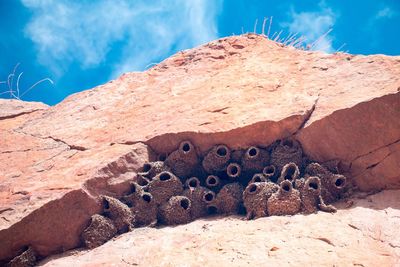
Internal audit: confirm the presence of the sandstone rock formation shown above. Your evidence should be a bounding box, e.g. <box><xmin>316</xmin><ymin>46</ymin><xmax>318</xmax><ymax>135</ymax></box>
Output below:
<box><xmin>0</xmin><ymin>34</ymin><xmax>399</xmax><ymax>265</ymax></box>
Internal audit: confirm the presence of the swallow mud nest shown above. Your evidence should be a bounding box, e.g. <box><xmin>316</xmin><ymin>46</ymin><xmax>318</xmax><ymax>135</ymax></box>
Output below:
<box><xmin>8</xmin><ymin>138</ymin><xmax>350</xmax><ymax>265</ymax></box>
<box><xmin>80</xmin><ymin>139</ymin><xmax>348</xmax><ymax>247</ymax></box>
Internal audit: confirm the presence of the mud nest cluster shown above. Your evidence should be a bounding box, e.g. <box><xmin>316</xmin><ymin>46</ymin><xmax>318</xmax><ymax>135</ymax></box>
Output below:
<box><xmin>8</xmin><ymin>139</ymin><xmax>349</xmax><ymax>265</ymax></box>
<box><xmin>77</xmin><ymin>138</ymin><xmax>348</xmax><ymax>250</ymax></box>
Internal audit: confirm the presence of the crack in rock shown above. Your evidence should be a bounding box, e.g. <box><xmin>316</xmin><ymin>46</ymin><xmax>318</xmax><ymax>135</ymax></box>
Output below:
<box><xmin>46</xmin><ymin>136</ymin><xmax>88</xmax><ymax>151</ymax></box>
<box><xmin>349</xmin><ymin>138</ymin><xmax>400</xmax><ymax>166</ymax></box>
<box><xmin>366</xmin><ymin>151</ymin><xmax>393</xmax><ymax>170</ymax></box>
<box><xmin>316</xmin><ymin>237</ymin><xmax>335</xmax><ymax>246</ymax></box>
<box><xmin>294</xmin><ymin>97</ymin><xmax>319</xmax><ymax>135</ymax></box>
<box><xmin>349</xmin><ymin>138</ymin><xmax>400</xmax><ymax>174</ymax></box>
<box><xmin>11</xmin><ymin>129</ymin><xmax>89</xmax><ymax>152</ymax></box>
<box><xmin>0</xmin><ymin>109</ymin><xmax>44</xmax><ymax>121</ymax></box>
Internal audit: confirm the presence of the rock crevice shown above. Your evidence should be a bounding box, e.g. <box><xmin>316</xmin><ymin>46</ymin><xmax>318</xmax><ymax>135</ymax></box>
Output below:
<box><xmin>0</xmin><ymin>109</ymin><xmax>43</xmax><ymax>121</ymax></box>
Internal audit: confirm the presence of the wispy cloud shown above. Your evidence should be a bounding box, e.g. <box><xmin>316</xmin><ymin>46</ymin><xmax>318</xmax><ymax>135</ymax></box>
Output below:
<box><xmin>22</xmin><ymin>0</ymin><xmax>221</xmax><ymax>78</ymax></box>
<box><xmin>281</xmin><ymin>2</ymin><xmax>336</xmax><ymax>53</ymax></box>
<box><xmin>375</xmin><ymin>7</ymin><xmax>397</xmax><ymax>19</ymax></box>
<box><xmin>365</xmin><ymin>5</ymin><xmax>398</xmax><ymax>49</ymax></box>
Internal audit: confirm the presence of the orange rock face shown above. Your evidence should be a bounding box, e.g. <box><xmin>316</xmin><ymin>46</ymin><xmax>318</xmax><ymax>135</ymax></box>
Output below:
<box><xmin>0</xmin><ymin>34</ymin><xmax>399</xmax><ymax>265</ymax></box>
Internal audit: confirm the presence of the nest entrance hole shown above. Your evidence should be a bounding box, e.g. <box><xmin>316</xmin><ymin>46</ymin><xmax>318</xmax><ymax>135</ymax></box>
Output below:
<box><xmin>142</xmin><ymin>163</ymin><xmax>152</xmax><ymax>172</ymax></box>
<box><xmin>103</xmin><ymin>199</ymin><xmax>110</xmax><ymax>209</ymax></box>
<box><xmin>216</xmin><ymin>146</ymin><xmax>228</xmax><ymax>157</ymax></box>
<box><xmin>248</xmin><ymin>183</ymin><xmax>258</xmax><ymax>193</ymax></box>
<box><xmin>253</xmin><ymin>175</ymin><xmax>264</xmax><ymax>183</ymax></box>
<box><xmin>180</xmin><ymin>198</ymin><xmax>190</xmax><ymax>210</ymax></box>
<box><xmin>282</xmin><ymin>181</ymin><xmax>291</xmax><ymax>192</ymax></box>
<box><xmin>335</xmin><ymin>177</ymin><xmax>345</xmax><ymax>187</ymax></box>
<box><xmin>188</xmin><ymin>178</ymin><xmax>199</xmax><ymax>188</ymax></box>
<box><xmin>284</xmin><ymin>165</ymin><xmax>296</xmax><ymax>181</ymax></box>
<box><xmin>203</xmin><ymin>192</ymin><xmax>215</xmax><ymax>202</ymax></box>
<box><xmin>142</xmin><ymin>193</ymin><xmax>152</xmax><ymax>203</ymax></box>
<box><xmin>248</xmin><ymin>147</ymin><xmax>258</xmax><ymax>157</ymax></box>
<box><xmin>181</xmin><ymin>142</ymin><xmax>191</xmax><ymax>153</ymax></box>
<box><xmin>159</xmin><ymin>172</ymin><xmax>172</xmax><ymax>181</ymax></box>
<box><xmin>309</xmin><ymin>181</ymin><xmax>319</xmax><ymax>190</ymax></box>
<box><xmin>263</xmin><ymin>166</ymin><xmax>275</xmax><ymax>175</ymax></box>
<box><xmin>206</xmin><ymin>176</ymin><xmax>219</xmax><ymax>186</ymax></box>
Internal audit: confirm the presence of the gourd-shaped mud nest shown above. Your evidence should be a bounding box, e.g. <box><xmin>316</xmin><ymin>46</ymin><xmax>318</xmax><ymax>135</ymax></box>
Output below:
<box><xmin>77</xmin><ymin>138</ymin><xmax>349</xmax><ymax>249</ymax></box>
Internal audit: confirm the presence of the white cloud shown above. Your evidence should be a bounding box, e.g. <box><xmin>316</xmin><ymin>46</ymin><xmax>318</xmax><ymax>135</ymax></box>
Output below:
<box><xmin>375</xmin><ymin>6</ymin><xmax>397</xmax><ymax>19</ymax></box>
<box><xmin>366</xmin><ymin>5</ymin><xmax>398</xmax><ymax>49</ymax></box>
<box><xmin>281</xmin><ymin>2</ymin><xmax>336</xmax><ymax>53</ymax></box>
<box><xmin>21</xmin><ymin>0</ymin><xmax>221</xmax><ymax>78</ymax></box>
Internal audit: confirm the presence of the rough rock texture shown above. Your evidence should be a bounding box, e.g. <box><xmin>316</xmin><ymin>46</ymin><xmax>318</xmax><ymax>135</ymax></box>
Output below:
<box><xmin>1</xmin><ymin>34</ymin><xmax>399</xmax><ymax>264</ymax></box>
<box><xmin>39</xmin><ymin>190</ymin><xmax>400</xmax><ymax>267</ymax></box>
<box><xmin>0</xmin><ymin>99</ymin><xmax>48</xmax><ymax>120</ymax></box>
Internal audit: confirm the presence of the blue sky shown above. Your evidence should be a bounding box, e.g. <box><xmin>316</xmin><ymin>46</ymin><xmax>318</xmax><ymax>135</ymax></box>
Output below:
<box><xmin>1</xmin><ymin>0</ymin><xmax>399</xmax><ymax>105</ymax></box>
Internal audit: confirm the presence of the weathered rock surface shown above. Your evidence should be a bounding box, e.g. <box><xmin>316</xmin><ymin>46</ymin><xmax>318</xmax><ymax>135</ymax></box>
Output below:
<box><xmin>0</xmin><ymin>34</ymin><xmax>399</xmax><ymax>264</ymax></box>
<box><xmin>0</xmin><ymin>99</ymin><xmax>48</xmax><ymax>120</ymax></box>
<box><xmin>39</xmin><ymin>190</ymin><xmax>400</xmax><ymax>267</ymax></box>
